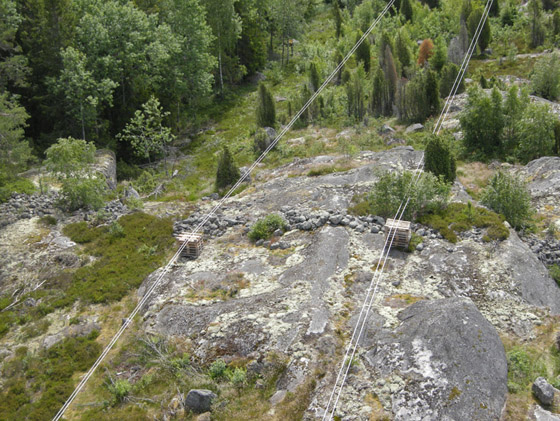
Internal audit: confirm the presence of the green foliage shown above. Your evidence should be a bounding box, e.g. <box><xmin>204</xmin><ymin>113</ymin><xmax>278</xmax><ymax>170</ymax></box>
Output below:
<box><xmin>117</xmin><ymin>96</ymin><xmax>175</xmax><ymax>167</ymax></box>
<box><xmin>467</xmin><ymin>8</ymin><xmax>491</xmax><ymax>52</ymax></box>
<box><xmin>418</xmin><ymin>202</ymin><xmax>509</xmax><ymax>243</ymax></box>
<box><xmin>440</xmin><ymin>63</ymin><xmax>464</xmax><ymax>98</ymax></box>
<box><xmin>481</xmin><ymin>172</ymin><xmax>533</xmax><ymax>229</ymax></box>
<box><xmin>38</xmin><ymin>215</ymin><xmax>57</xmax><ymax>226</ymax></box>
<box><xmin>346</xmin><ymin>66</ymin><xmax>366</xmax><ymax>121</ymax></box>
<box><xmin>529</xmin><ymin>0</ymin><xmax>545</xmax><ymax>48</ymax></box>
<box><xmin>532</xmin><ymin>54</ymin><xmax>560</xmax><ymax>101</ymax></box>
<box><xmin>209</xmin><ymin>359</ymin><xmax>227</xmax><ymax>380</ymax></box>
<box><xmin>0</xmin><ymin>176</ymin><xmax>36</xmax><ymax>203</ymax></box>
<box><xmin>107</xmin><ymin>379</ymin><xmax>132</xmax><ymax>404</ymax></box>
<box><xmin>248</xmin><ymin>213</ymin><xmax>288</xmax><ymax>242</ymax></box>
<box><xmin>398</xmin><ymin>69</ymin><xmax>439</xmax><ymax>123</ymax></box>
<box><xmin>45</xmin><ymin>137</ymin><xmax>106</xmax><ymax>211</ymax></box>
<box><xmin>256</xmin><ymin>83</ymin><xmax>276</xmax><ymax>128</ymax></box>
<box><xmin>109</xmin><ymin>221</ymin><xmax>125</xmax><ymax>238</ymax></box>
<box><xmin>355</xmin><ymin>32</ymin><xmax>371</xmax><ymax>74</ymax></box>
<box><xmin>216</xmin><ymin>146</ymin><xmax>240</xmax><ymax>190</ymax></box>
<box><xmin>395</xmin><ymin>29</ymin><xmax>412</xmax><ymax>73</ymax></box>
<box><xmin>227</xmin><ymin>367</ymin><xmax>247</xmax><ymax>389</ymax></box>
<box><xmin>63</xmin><ymin>213</ymin><xmax>174</xmax><ymax>304</ymax></box>
<box><xmin>309</xmin><ymin>62</ymin><xmax>320</xmax><ymax>93</ymax></box>
<box><xmin>400</xmin><ymin>0</ymin><xmax>413</xmax><ymax>22</ymax></box>
<box><xmin>333</xmin><ymin>1</ymin><xmax>343</xmax><ymax>38</ymax></box>
<box><xmin>0</xmin><ymin>92</ymin><xmax>32</xmax><ymax>178</ymax></box>
<box><xmin>515</xmin><ymin>103</ymin><xmax>556</xmax><ymax>163</ymax></box>
<box><xmin>367</xmin><ymin>171</ymin><xmax>451</xmax><ymax>221</ymax></box>
<box><xmin>0</xmin><ymin>332</ymin><xmax>101</xmax><ymax>420</ymax></box>
<box><xmin>549</xmin><ymin>264</ymin><xmax>560</xmax><ymax>287</ymax></box>
<box><xmin>460</xmin><ymin>87</ymin><xmax>504</xmax><ymax>155</ymax></box>
<box><xmin>424</xmin><ymin>135</ymin><xmax>457</xmax><ymax>183</ymax></box>
<box><xmin>253</xmin><ymin>128</ymin><xmax>271</xmax><ymax>155</ymax></box>
<box><xmin>506</xmin><ymin>346</ymin><xmax>547</xmax><ymax>394</ymax></box>
<box><xmin>429</xmin><ymin>37</ymin><xmax>447</xmax><ymax>72</ymax></box>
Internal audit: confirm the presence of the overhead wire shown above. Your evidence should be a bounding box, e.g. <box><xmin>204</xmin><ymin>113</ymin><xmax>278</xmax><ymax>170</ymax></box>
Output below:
<box><xmin>321</xmin><ymin>0</ymin><xmax>494</xmax><ymax>418</ymax></box>
<box><xmin>52</xmin><ymin>1</ymin><xmax>396</xmax><ymax>419</ymax></box>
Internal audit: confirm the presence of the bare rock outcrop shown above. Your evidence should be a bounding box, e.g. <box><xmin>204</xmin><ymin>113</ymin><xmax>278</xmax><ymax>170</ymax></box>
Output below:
<box><xmin>364</xmin><ymin>298</ymin><xmax>508</xmax><ymax>421</ymax></box>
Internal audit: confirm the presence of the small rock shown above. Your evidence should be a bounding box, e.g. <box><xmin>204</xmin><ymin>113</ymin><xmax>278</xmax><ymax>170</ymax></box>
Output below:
<box><xmin>392</xmin><ymin>280</ymin><xmax>401</xmax><ymax>287</ymax></box>
<box><xmin>405</xmin><ymin>123</ymin><xmax>424</xmax><ymax>133</ymax></box>
<box><xmin>349</xmin><ymin>221</ymin><xmax>358</xmax><ymax>229</ymax></box>
<box><xmin>533</xmin><ymin>377</ymin><xmax>556</xmax><ymax>406</ymax></box>
<box><xmin>371</xmin><ymin>226</ymin><xmax>380</xmax><ymax>234</ymax></box>
<box><xmin>416</xmin><ymin>243</ymin><xmax>424</xmax><ymax>252</ymax></box>
<box><xmin>269</xmin><ymin>390</ymin><xmax>287</xmax><ymax>406</ymax></box>
<box><xmin>273</xmin><ymin>229</ymin><xmax>283</xmax><ymax>237</ymax></box>
<box><xmin>262</xmin><ymin>240</ymin><xmax>271</xmax><ymax>248</ymax></box>
<box><xmin>373</xmin><ymin>216</ymin><xmax>385</xmax><ymax>226</ymax></box>
<box><xmin>196</xmin><ymin>413</ymin><xmax>212</xmax><ymax>421</ymax></box>
<box><xmin>255</xmin><ymin>239</ymin><xmax>264</xmax><ymax>247</ymax></box>
<box><xmin>255</xmin><ymin>380</ymin><xmax>265</xmax><ymax>389</ymax></box>
<box><xmin>270</xmin><ymin>243</ymin><xmax>280</xmax><ymax>250</ymax></box>
<box><xmin>532</xmin><ymin>405</ymin><xmax>560</xmax><ymax>421</ymax></box>
<box><xmin>379</xmin><ymin>124</ymin><xmax>395</xmax><ymax>135</ymax></box>
<box><xmin>329</xmin><ymin>215</ymin><xmax>342</xmax><ymax>225</ymax></box>
<box><xmin>416</xmin><ymin>228</ymin><xmax>426</xmax><ymax>236</ymax></box>
<box><xmin>185</xmin><ymin>389</ymin><xmax>217</xmax><ymax>413</ymax></box>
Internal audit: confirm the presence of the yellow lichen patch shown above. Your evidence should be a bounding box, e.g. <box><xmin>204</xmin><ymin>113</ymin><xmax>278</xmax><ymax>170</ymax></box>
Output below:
<box><xmin>448</xmin><ymin>386</ymin><xmax>462</xmax><ymax>401</ymax></box>
<box><xmin>384</xmin><ymin>294</ymin><xmax>424</xmax><ymax>308</ymax></box>
<box><xmin>365</xmin><ymin>393</ymin><xmax>391</xmax><ymax>420</ymax></box>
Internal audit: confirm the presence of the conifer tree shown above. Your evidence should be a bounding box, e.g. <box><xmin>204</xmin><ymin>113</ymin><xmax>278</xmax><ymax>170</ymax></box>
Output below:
<box><xmin>333</xmin><ymin>1</ymin><xmax>343</xmax><ymax>39</ymax></box>
<box><xmin>383</xmin><ymin>46</ymin><xmax>398</xmax><ymax>116</ymax></box>
<box><xmin>529</xmin><ymin>0</ymin><xmax>545</xmax><ymax>48</ymax></box>
<box><xmin>440</xmin><ymin>63</ymin><xmax>464</xmax><ymax>97</ymax></box>
<box><xmin>426</xmin><ymin>70</ymin><xmax>440</xmax><ymax>116</ymax></box>
<box><xmin>371</xmin><ymin>66</ymin><xmax>386</xmax><ymax>116</ymax></box>
<box><xmin>256</xmin><ymin>82</ymin><xmax>276</xmax><ymax>128</ymax></box>
<box><xmin>335</xmin><ymin>50</ymin><xmax>344</xmax><ymax>84</ymax></box>
<box><xmin>395</xmin><ymin>30</ymin><xmax>412</xmax><ymax>73</ymax></box>
<box><xmin>424</xmin><ymin>135</ymin><xmax>457</xmax><ymax>183</ymax></box>
<box><xmin>309</xmin><ymin>62</ymin><xmax>320</xmax><ymax>92</ymax></box>
<box><xmin>418</xmin><ymin>39</ymin><xmax>434</xmax><ymax>66</ymax></box>
<box><xmin>216</xmin><ymin>146</ymin><xmax>240</xmax><ymax>189</ymax></box>
<box><xmin>400</xmin><ymin>0</ymin><xmax>413</xmax><ymax>22</ymax></box>
<box><xmin>356</xmin><ymin>32</ymin><xmax>371</xmax><ymax>73</ymax></box>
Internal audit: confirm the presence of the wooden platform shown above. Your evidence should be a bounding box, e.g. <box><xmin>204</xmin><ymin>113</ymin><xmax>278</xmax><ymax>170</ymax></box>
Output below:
<box><xmin>176</xmin><ymin>233</ymin><xmax>203</xmax><ymax>259</ymax></box>
<box><xmin>383</xmin><ymin>219</ymin><xmax>412</xmax><ymax>249</ymax></box>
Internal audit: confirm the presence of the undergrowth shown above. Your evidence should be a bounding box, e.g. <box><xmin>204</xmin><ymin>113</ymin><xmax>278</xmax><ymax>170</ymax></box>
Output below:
<box><xmin>248</xmin><ymin>214</ymin><xmax>288</xmax><ymax>242</ymax></box>
<box><xmin>0</xmin><ymin>176</ymin><xmax>36</xmax><ymax>203</ymax></box>
<box><xmin>0</xmin><ymin>331</ymin><xmax>101</xmax><ymax>420</ymax></box>
<box><xmin>418</xmin><ymin>202</ymin><xmax>509</xmax><ymax>244</ymax></box>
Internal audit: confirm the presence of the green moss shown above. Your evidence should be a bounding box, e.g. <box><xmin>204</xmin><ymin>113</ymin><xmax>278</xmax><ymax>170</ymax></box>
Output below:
<box><xmin>38</xmin><ymin>215</ymin><xmax>57</xmax><ymax>226</ymax></box>
<box><xmin>62</xmin><ymin>221</ymin><xmax>101</xmax><ymax>244</ymax></box>
<box><xmin>448</xmin><ymin>386</ymin><xmax>462</xmax><ymax>401</ymax></box>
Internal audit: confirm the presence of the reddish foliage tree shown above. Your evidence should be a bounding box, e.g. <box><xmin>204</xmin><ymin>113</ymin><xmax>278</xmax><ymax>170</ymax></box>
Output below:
<box><xmin>417</xmin><ymin>39</ymin><xmax>434</xmax><ymax>66</ymax></box>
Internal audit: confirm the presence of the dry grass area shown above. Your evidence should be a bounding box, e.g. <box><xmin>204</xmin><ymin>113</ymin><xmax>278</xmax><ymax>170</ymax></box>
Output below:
<box><xmin>456</xmin><ymin>162</ymin><xmax>495</xmax><ymax>200</ymax></box>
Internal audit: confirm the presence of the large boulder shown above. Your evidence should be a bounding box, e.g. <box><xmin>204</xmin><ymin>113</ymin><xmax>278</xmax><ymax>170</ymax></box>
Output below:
<box><xmin>365</xmin><ymin>298</ymin><xmax>508</xmax><ymax>420</ymax></box>
<box><xmin>185</xmin><ymin>389</ymin><xmax>217</xmax><ymax>413</ymax></box>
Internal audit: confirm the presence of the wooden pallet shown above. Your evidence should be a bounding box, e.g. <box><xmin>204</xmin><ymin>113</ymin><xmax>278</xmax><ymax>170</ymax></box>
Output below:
<box><xmin>383</xmin><ymin>219</ymin><xmax>412</xmax><ymax>248</ymax></box>
<box><xmin>176</xmin><ymin>233</ymin><xmax>204</xmax><ymax>259</ymax></box>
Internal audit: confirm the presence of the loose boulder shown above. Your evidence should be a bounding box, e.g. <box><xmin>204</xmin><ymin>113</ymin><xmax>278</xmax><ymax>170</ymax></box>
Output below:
<box><xmin>185</xmin><ymin>389</ymin><xmax>217</xmax><ymax>413</ymax></box>
<box><xmin>533</xmin><ymin>377</ymin><xmax>556</xmax><ymax>406</ymax></box>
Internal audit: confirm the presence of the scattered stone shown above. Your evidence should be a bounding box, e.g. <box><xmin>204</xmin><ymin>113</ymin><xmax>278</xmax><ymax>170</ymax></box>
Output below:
<box><xmin>269</xmin><ymin>390</ymin><xmax>287</xmax><ymax>406</ymax></box>
<box><xmin>371</xmin><ymin>226</ymin><xmax>380</xmax><ymax>234</ymax></box>
<box><xmin>379</xmin><ymin>124</ymin><xmax>395</xmax><ymax>135</ymax></box>
<box><xmin>196</xmin><ymin>412</ymin><xmax>212</xmax><ymax>421</ymax></box>
<box><xmin>532</xmin><ymin>405</ymin><xmax>560</xmax><ymax>421</ymax></box>
<box><xmin>416</xmin><ymin>243</ymin><xmax>425</xmax><ymax>252</ymax></box>
<box><xmin>273</xmin><ymin>229</ymin><xmax>283</xmax><ymax>237</ymax></box>
<box><xmin>533</xmin><ymin>377</ymin><xmax>556</xmax><ymax>406</ymax></box>
<box><xmin>185</xmin><ymin>389</ymin><xmax>217</xmax><ymax>413</ymax></box>
<box><xmin>405</xmin><ymin>123</ymin><xmax>424</xmax><ymax>133</ymax></box>
<box><xmin>123</xmin><ymin>186</ymin><xmax>140</xmax><ymax>200</ymax></box>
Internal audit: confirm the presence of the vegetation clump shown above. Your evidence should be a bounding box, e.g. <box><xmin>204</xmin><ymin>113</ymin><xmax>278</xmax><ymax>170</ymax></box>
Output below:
<box><xmin>248</xmin><ymin>214</ymin><xmax>288</xmax><ymax>242</ymax></box>
<box><xmin>216</xmin><ymin>146</ymin><xmax>241</xmax><ymax>190</ymax></box>
<box><xmin>256</xmin><ymin>82</ymin><xmax>276</xmax><ymax>128</ymax></box>
<box><xmin>61</xmin><ymin>213</ymin><xmax>174</xmax><ymax>304</ymax></box>
<box><xmin>481</xmin><ymin>172</ymin><xmax>533</xmax><ymax>229</ymax></box>
<box><xmin>418</xmin><ymin>202</ymin><xmax>510</xmax><ymax>243</ymax></box>
<box><xmin>424</xmin><ymin>134</ymin><xmax>457</xmax><ymax>184</ymax></box>
<box><xmin>367</xmin><ymin>171</ymin><xmax>451</xmax><ymax>221</ymax></box>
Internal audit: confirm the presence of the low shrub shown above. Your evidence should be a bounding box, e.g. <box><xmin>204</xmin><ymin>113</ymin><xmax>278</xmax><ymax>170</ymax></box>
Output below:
<box><xmin>209</xmin><ymin>359</ymin><xmax>227</xmax><ymax>380</ymax></box>
<box><xmin>38</xmin><ymin>215</ymin><xmax>57</xmax><ymax>226</ymax></box>
<box><xmin>0</xmin><ymin>176</ymin><xmax>36</xmax><ymax>203</ymax></box>
<box><xmin>550</xmin><ymin>264</ymin><xmax>560</xmax><ymax>287</ymax></box>
<box><xmin>418</xmin><ymin>202</ymin><xmax>509</xmax><ymax>243</ymax></box>
<box><xmin>248</xmin><ymin>214</ymin><xmax>288</xmax><ymax>242</ymax></box>
<box><xmin>481</xmin><ymin>171</ymin><xmax>533</xmax><ymax>229</ymax></box>
<box><xmin>367</xmin><ymin>171</ymin><xmax>451</xmax><ymax>221</ymax></box>
<box><xmin>506</xmin><ymin>346</ymin><xmax>547</xmax><ymax>394</ymax></box>
<box><xmin>107</xmin><ymin>379</ymin><xmax>132</xmax><ymax>405</ymax></box>
<box><xmin>63</xmin><ymin>221</ymin><xmax>101</xmax><ymax>244</ymax></box>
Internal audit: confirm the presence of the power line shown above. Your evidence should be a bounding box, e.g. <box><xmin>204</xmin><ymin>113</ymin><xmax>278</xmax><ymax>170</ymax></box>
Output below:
<box><xmin>321</xmin><ymin>0</ymin><xmax>494</xmax><ymax>418</ymax></box>
<box><xmin>52</xmin><ymin>2</ymin><xmax>396</xmax><ymax>420</ymax></box>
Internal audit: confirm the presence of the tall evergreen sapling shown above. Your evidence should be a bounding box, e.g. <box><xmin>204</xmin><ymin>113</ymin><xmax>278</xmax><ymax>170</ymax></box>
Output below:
<box><xmin>256</xmin><ymin>82</ymin><xmax>276</xmax><ymax>127</ymax></box>
<box><xmin>400</xmin><ymin>0</ymin><xmax>413</xmax><ymax>22</ymax></box>
<box><xmin>424</xmin><ymin>135</ymin><xmax>456</xmax><ymax>183</ymax></box>
<box><xmin>426</xmin><ymin>70</ymin><xmax>440</xmax><ymax>116</ymax></box>
<box><xmin>355</xmin><ymin>32</ymin><xmax>371</xmax><ymax>73</ymax></box>
<box><xmin>309</xmin><ymin>62</ymin><xmax>320</xmax><ymax>92</ymax></box>
<box><xmin>216</xmin><ymin>146</ymin><xmax>240</xmax><ymax>189</ymax></box>
<box><xmin>333</xmin><ymin>1</ymin><xmax>343</xmax><ymax>38</ymax></box>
